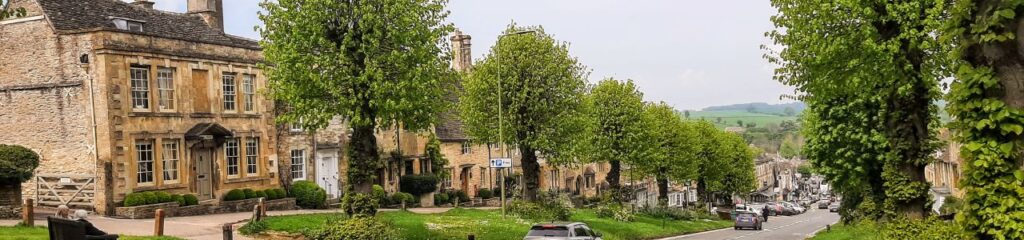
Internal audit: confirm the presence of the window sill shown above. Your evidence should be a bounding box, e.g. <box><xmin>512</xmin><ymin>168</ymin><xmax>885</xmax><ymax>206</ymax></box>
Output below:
<box><xmin>129</xmin><ymin>112</ymin><xmax>184</xmax><ymax>118</ymax></box>
<box><xmin>225</xmin><ymin>176</ymin><xmax>268</xmax><ymax>184</ymax></box>
<box><xmin>190</xmin><ymin>112</ymin><xmax>215</xmax><ymax>118</ymax></box>
<box><xmin>133</xmin><ymin>183</ymin><xmax>187</xmax><ymax>192</ymax></box>
<box><xmin>222</xmin><ymin>113</ymin><xmax>261</xmax><ymax>119</ymax></box>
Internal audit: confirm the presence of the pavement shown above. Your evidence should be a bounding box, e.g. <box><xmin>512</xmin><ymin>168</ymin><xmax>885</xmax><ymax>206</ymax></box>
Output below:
<box><xmin>660</xmin><ymin>208</ymin><xmax>840</xmax><ymax>240</ymax></box>
<box><xmin>0</xmin><ymin>207</ymin><xmax>497</xmax><ymax>240</ymax></box>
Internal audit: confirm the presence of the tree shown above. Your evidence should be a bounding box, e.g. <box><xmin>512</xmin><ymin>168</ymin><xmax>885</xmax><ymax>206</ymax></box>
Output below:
<box><xmin>459</xmin><ymin>25</ymin><xmax>590</xmax><ymax>202</ymax></box>
<box><xmin>784</xmin><ymin>106</ymin><xmax>796</xmax><ymax>116</ymax></box>
<box><xmin>634</xmin><ymin>103</ymin><xmax>697</xmax><ymax>206</ymax></box>
<box><xmin>424</xmin><ymin>135</ymin><xmax>449</xmax><ymax>181</ymax></box>
<box><xmin>683</xmin><ymin>110</ymin><xmax>691</xmax><ymax>119</ymax></box>
<box><xmin>768</xmin><ymin>0</ymin><xmax>943</xmax><ymax>220</ymax></box>
<box><xmin>0</xmin><ymin>1</ymin><xmax>25</xmax><ymax>21</ymax></box>
<box><xmin>0</xmin><ymin>144</ymin><xmax>39</xmax><ymax>207</ymax></box>
<box><xmin>258</xmin><ymin>0</ymin><xmax>454</xmax><ymax>205</ymax></box>
<box><xmin>692</xmin><ymin>121</ymin><xmax>755</xmax><ymax>203</ymax></box>
<box><xmin>944</xmin><ymin>0</ymin><xmax>1024</xmax><ymax>237</ymax></box>
<box><xmin>587</xmin><ymin>78</ymin><xmax>646</xmax><ymax>200</ymax></box>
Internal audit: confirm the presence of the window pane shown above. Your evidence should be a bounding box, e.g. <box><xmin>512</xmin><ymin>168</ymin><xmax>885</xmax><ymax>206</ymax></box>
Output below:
<box><xmin>162</xmin><ymin>140</ymin><xmax>179</xmax><ymax>181</ymax></box>
<box><xmin>246</xmin><ymin>138</ymin><xmax>259</xmax><ymax>175</ymax></box>
<box><xmin>291</xmin><ymin>150</ymin><xmax>305</xmax><ymax>180</ymax></box>
<box><xmin>222</xmin><ymin>74</ymin><xmax>236</xmax><ymax>111</ymax></box>
<box><xmin>130</xmin><ymin>67</ymin><xmax>150</xmax><ymax>109</ymax></box>
<box><xmin>226</xmin><ymin>138</ymin><xmax>239</xmax><ymax>176</ymax></box>
<box><xmin>136</xmin><ymin>141</ymin><xmax>154</xmax><ymax>183</ymax></box>
<box><xmin>157</xmin><ymin>68</ymin><xmax>175</xmax><ymax>110</ymax></box>
<box><xmin>243</xmin><ymin>75</ymin><xmax>255</xmax><ymax>112</ymax></box>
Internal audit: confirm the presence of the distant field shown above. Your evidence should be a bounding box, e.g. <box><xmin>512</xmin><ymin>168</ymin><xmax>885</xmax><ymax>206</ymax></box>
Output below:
<box><xmin>685</xmin><ymin>110</ymin><xmax>798</xmax><ymax>129</ymax></box>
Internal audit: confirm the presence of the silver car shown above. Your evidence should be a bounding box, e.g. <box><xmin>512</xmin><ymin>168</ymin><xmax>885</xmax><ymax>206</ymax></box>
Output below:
<box><xmin>524</xmin><ymin>222</ymin><xmax>603</xmax><ymax>240</ymax></box>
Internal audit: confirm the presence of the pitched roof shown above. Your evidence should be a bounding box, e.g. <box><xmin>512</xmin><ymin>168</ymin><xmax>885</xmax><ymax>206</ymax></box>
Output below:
<box><xmin>35</xmin><ymin>0</ymin><xmax>259</xmax><ymax>49</ymax></box>
<box><xmin>434</xmin><ymin>80</ymin><xmax>467</xmax><ymax>141</ymax></box>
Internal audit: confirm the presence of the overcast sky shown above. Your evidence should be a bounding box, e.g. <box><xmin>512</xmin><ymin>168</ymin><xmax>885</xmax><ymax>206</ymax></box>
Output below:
<box><xmin>135</xmin><ymin>0</ymin><xmax>797</xmax><ymax>111</ymax></box>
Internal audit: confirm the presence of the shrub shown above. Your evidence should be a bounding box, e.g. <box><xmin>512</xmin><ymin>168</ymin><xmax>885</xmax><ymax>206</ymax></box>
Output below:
<box><xmin>224</xmin><ymin>189</ymin><xmax>246</xmax><ymax>201</ymax></box>
<box><xmin>882</xmin><ymin>217</ymin><xmax>970</xmax><ymax>240</ymax></box>
<box><xmin>477</xmin><ymin>188</ymin><xmax>493</xmax><ymax>199</ymax></box>
<box><xmin>450</xmin><ymin>190</ymin><xmax>470</xmax><ymax>203</ymax></box>
<box><xmin>434</xmin><ymin>192</ymin><xmax>450</xmax><ymax>206</ymax></box>
<box><xmin>243</xmin><ymin>188</ymin><xmax>258</xmax><ymax>199</ymax></box>
<box><xmin>399</xmin><ymin>174</ymin><xmax>439</xmax><ymax>196</ymax></box>
<box><xmin>291</xmin><ymin>180</ymin><xmax>327</xmax><ymax>209</ymax></box>
<box><xmin>140</xmin><ymin>191</ymin><xmax>159</xmax><ymax>205</ymax></box>
<box><xmin>340</xmin><ymin>193</ymin><xmax>378</xmax><ymax>217</ymax></box>
<box><xmin>639</xmin><ymin>206</ymin><xmax>692</xmax><ymax>220</ymax></box>
<box><xmin>123</xmin><ymin>192</ymin><xmax>147</xmax><ymax>207</ymax></box>
<box><xmin>256</xmin><ymin>190</ymin><xmax>269</xmax><ymax>199</ymax></box>
<box><xmin>0</xmin><ymin>144</ymin><xmax>40</xmax><ymax>185</ymax></box>
<box><xmin>596</xmin><ymin>203</ymin><xmax>634</xmax><ymax>221</ymax></box>
<box><xmin>274</xmin><ymin>189</ymin><xmax>288</xmax><ymax>199</ymax></box>
<box><xmin>183</xmin><ymin>194</ymin><xmax>199</xmax><ymax>206</ymax></box>
<box><xmin>391</xmin><ymin>192</ymin><xmax>415</xmax><ymax>206</ymax></box>
<box><xmin>372</xmin><ymin>185</ymin><xmax>389</xmax><ymax>206</ymax></box>
<box><xmin>239</xmin><ymin>219</ymin><xmax>268</xmax><ymax>235</ymax></box>
<box><xmin>154</xmin><ymin>191</ymin><xmax>172</xmax><ymax>203</ymax></box>
<box><xmin>171</xmin><ymin>194</ymin><xmax>185</xmax><ymax>206</ymax></box>
<box><xmin>939</xmin><ymin>196</ymin><xmax>961</xmax><ymax>215</ymax></box>
<box><xmin>264</xmin><ymin>189</ymin><xmax>278</xmax><ymax>200</ymax></box>
<box><xmin>305</xmin><ymin>216</ymin><xmax>399</xmax><ymax>240</ymax></box>
<box><xmin>508</xmin><ymin>199</ymin><xmax>571</xmax><ymax>221</ymax></box>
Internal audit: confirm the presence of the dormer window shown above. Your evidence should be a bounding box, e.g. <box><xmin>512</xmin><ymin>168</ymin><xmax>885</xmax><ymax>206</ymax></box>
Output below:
<box><xmin>110</xmin><ymin>17</ymin><xmax>145</xmax><ymax>32</ymax></box>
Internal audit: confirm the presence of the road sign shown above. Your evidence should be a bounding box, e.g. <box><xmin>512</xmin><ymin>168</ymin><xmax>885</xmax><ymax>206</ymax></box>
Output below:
<box><xmin>490</xmin><ymin>158</ymin><xmax>513</xmax><ymax>168</ymax></box>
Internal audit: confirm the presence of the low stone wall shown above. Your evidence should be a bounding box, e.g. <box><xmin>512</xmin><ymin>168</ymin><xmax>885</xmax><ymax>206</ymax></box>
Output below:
<box><xmin>218</xmin><ymin>198</ymin><xmax>260</xmax><ymax>213</ymax></box>
<box><xmin>265</xmin><ymin>198</ymin><xmax>296</xmax><ymax>211</ymax></box>
<box><xmin>114</xmin><ymin>202</ymin><xmax>179</xmax><ymax>219</ymax></box>
<box><xmin>174</xmin><ymin>204</ymin><xmax>214</xmax><ymax>217</ymax></box>
<box><xmin>0</xmin><ymin>205</ymin><xmax>20</xmax><ymax>219</ymax></box>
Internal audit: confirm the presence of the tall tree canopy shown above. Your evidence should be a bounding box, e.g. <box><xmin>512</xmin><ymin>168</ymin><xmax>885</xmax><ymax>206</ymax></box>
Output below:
<box><xmin>459</xmin><ymin>24</ymin><xmax>590</xmax><ymax>201</ymax></box>
<box><xmin>588</xmin><ymin>78</ymin><xmax>647</xmax><ymax>200</ymax></box>
<box><xmin>634</xmin><ymin>102</ymin><xmax>698</xmax><ymax>205</ymax></box>
<box><xmin>691</xmin><ymin>121</ymin><xmax>756</xmax><ymax>202</ymax></box>
<box><xmin>944</xmin><ymin>0</ymin><xmax>1024</xmax><ymax>238</ymax></box>
<box><xmin>768</xmin><ymin>0</ymin><xmax>944</xmax><ymax>220</ymax></box>
<box><xmin>258</xmin><ymin>0</ymin><xmax>454</xmax><ymax>199</ymax></box>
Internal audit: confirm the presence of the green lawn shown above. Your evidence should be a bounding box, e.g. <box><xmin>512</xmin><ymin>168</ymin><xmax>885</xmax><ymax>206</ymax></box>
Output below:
<box><xmin>255</xmin><ymin>208</ymin><xmax>732</xmax><ymax>240</ymax></box>
<box><xmin>0</xmin><ymin>226</ymin><xmax>183</xmax><ymax>240</ymax></box>
<box><xmin>687</xmin><ymin>110</ymin><xmax>798</xmax><ymax>129</ymax></box>
<box><xmin>807</xmin><ymin>223</ymin><xmax>881</xmax><ymax>240</ymax></box>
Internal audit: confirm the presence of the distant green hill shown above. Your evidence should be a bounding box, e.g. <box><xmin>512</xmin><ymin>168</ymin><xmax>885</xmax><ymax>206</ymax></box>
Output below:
<box><xmin>684</xmin><ymin>110</ymin><xmax>798</xmax><ymax>129</ymax></box>
<box><xmin>702</xmin><ymin>102</ymin><xmax>805</xmax><ymax>116</ymax></box>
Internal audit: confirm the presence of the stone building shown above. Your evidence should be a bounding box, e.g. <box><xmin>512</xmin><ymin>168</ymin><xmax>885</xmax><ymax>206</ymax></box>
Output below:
<box><xmin>927</xmin><ymin>129</ymin><xmax>963</xmax><ymax>199</ymax></box>
<box><xmin>0</xmin><ymin>0</ymin><xmax>280</xmax><ymax>214</ymax></box>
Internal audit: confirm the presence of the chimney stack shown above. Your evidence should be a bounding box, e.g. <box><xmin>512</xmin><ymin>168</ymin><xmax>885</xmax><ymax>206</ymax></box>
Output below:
<box><xmin>451</xmin><ymin>30</ymin><xmax>472</xmax><ymax>71</ymax></box>
<box><xmin>187</xmin><ymin>0</ymin><xmax>224</xmax><ymax>32</ymax></box>
<box><xmin>131</xmin><ymin>0</ymin><xmax>155</xmax><ymax>9</ymax></box>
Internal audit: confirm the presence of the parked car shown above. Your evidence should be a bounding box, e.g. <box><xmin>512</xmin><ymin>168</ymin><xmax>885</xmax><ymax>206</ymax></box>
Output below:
<box><xmin>524</xmin><ymin>222</ymin><xmax>603</xmax><ymax>240</ymax></box>
<box><xmin>818</xmin><ymin>200</ymin><xmax>830</xmax><ymax>209</ymax></box>
<box><xmin>734</xmin><ymin>212</ymin><xmax>763</xmax><ymax>230</ymax></box>
<box><xmin>789</xmin><ymin>202</ymin><xmax>807</xmax><ymax>213</ymax></box>
<box><xmin>780</xmin><ymin>202</ymin><xmax>802</xmax><ymax>215</ymax></box>
<box><xmin>765</xmin><ymin>202</ymin><xmax>782</xmax><ymax>216</ymax></box>
<box><xmin>829</xmin><ymin>202</ymin><xmax>841</xmax><ymax>212</ymax></box>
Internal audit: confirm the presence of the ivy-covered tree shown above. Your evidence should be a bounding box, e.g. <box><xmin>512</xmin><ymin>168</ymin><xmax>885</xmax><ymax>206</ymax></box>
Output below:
<box><xmin>588</xmin><ymin>78</ymin><xmax>647</xmax><ymax>200</ymax></box>
<box><xmin>634</xmin><ymin>102</ymin><xmax>698</xmax><ymax>205</ymax></box>
<box><xmin>944</xmin><ymin>0</ymin><xmax>1024</xmax><ymax>237</ymax></box>
<box><xmin>459</xmin><ymin>24</ymin><xmax>590</xmax><ymax>202</ymax></box>
<box><xmin>424</xmin><ymin>134</ymin><xmax>449</xmax><ymax>181</ymax></box>
<box><xmin>768</xmin><ymin>0</ymin><xmax>944</xmax><ymax>219</ymax></box>
<box><xmin>258</xmin><ymin>0</ymin><xmax>454</xmax><ymax>203</ymax></box>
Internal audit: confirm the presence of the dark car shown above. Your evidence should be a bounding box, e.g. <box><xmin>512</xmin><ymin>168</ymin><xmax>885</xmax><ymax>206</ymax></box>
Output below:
<box><xmin>765</xmin><ymin>202</ymin><xmax>781</xmax><ymax>216</ymax></box>
<box><xmin>734</xmin><ymin>212</ymin><xmax>763</xmax><ymax>230</ymax></box>
<box><xmin>524</xmin><ymin>222</ymin><xmax>603</xmax><ymax>240</ymax></box>
<box><xmin>829</xmin><ymin>202</ymin><xmax>840</xmax><ymax>212</ymax></box>
<box><xmin>818</xmin><ymin>200</ymin><xmax>830</xmax><ymax>209</ymax></box>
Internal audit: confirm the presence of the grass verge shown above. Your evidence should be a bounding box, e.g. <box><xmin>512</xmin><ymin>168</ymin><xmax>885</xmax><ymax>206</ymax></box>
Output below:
<box><xmin>0</xmin><ymin>226</ymin><xmax>184</xmax><ymax>240</ymax></box>
<box><xmin>252</xmin><ymin>208</ymin><xmax>732</xmax><ymax>240</ymax></box>
<box><xmin>807</xmin><ymin>222</ymin><xmax>881</xmax><ymax>240</ymax></box>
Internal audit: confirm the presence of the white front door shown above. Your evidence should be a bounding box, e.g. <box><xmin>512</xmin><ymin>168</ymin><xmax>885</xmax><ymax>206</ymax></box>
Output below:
<box><xmin>316</xmin><ymin>150</ymin><xmax>340</xmax><ymax>198</ymax></box>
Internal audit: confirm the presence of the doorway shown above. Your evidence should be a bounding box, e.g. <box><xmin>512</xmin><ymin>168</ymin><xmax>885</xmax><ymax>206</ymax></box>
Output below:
<box><xmin>193</xmin><ymin>147</ymin><xmax>215</xmax><ymax>200</ymax></box>
<box><xmin>316</xmin><ymin>150</ymin><xmax>340</xmax><ymax>198</ymax></box>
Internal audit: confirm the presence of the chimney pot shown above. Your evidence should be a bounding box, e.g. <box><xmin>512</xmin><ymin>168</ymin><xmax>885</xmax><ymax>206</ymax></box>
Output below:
<box><xmin>187</xmin><ymin>0</ymin><xmax>224</xmax><ymax>32</ymax></box>
<box><xmin>131</xmin><ymin>0</ymin><xmax>155</xmax><ymax>9</ymax></box>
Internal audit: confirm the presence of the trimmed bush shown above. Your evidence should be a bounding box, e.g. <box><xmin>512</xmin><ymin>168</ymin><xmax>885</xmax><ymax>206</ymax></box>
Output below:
<box><xmin>224</xmin><ymin>189</ymin><xmax>246</xmax><ymax>201</ymax></box>
<box><xmin>274</xmin><ymin>189</ymin><xmax>287</xmax><ymax>199</ymax></box>
<box><xmin>399</xmin><ymin>174</ymin><xmax>439</xmax><ymax>196</ymax></box>
<box><xmin>291</xmin><ymin>180</ymin><xmax>327</xmax><ymax>209</ymax></box>
<box><xmin>0</xmin><ymin>144</ymin><xmax>40</xmax><ymax>185</ymax></box>
<box><xmin>391</xmin><ymin>192</ymin><xmax>415</xmax><ymax>206</ymax></box>
<box><xmin>140</xmin><ymin>191</ymin><xmax>159</xmax><ymax>205</ymax></box>
<box><xmin>340</xmin><ymin>193</ymin><xmax>378</xmax><ymax>217</ymax></box>
<box><xmin>154</xmin><ymin>191</ymin><xmax>172</xmax><ymax>203</ymax></box>
<box><xmin>477</xmin><ymin>188</ymin><xmax>493</xmax><ymax>199</ymax></box>
<box><xmin>256</xmin><ymin>190</ymin><xmax>269</xmax><ymax>199</ymax></box>
<box><xmin>372</xmin><ymin>185</ymin><xmax>389</xmax><ymax>206</ymax></box>
<box><xmin>451</xmin><ymin>190</ymin><xmax>470</xmax><ymax>203</ymax></box>
<box><xmin>434</xmin><ymin>192</ymin><xmax>450</xmax><ymax>206</ymax></box>
<box><xmin>265</xmin><ymin>189</ymin><xmax>280</xmax><ymax>200</ymax></box>
<box><xmin>123</xmin><ymin>192</ymin><xmax>147</xmax><ymax>207</ymax></box>
<box><xmin>243</xmin><ymin>188</ymin><xmax>258</xmax><ymax>199</ymax></box>
<box><xmin>306</xmin><ymin>216</ymin><xmax>399</xmax><ymax>240</ymax></box>
<box><xmin>171</xmin><ymin>194</ymin><xmax>185</xmax><ymax>206</ymax></box>
<box><xmin>183</xmin><ymin>194</ymin><xmax>199</xmax><ymax>206</ymax></box>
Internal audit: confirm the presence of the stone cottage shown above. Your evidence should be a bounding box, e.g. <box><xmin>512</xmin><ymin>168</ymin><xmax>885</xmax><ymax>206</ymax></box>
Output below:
<box><xmin>0</xmin><ymin>0</ymin><xmax>281</xmax><ymax>214</ymax></box>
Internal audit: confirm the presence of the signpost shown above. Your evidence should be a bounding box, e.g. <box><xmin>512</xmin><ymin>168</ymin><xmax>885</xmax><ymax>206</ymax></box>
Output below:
<box><xmin>490</xmin><ymin>158</ymin><xmax>513</xmax><ymax>217</ymax></box>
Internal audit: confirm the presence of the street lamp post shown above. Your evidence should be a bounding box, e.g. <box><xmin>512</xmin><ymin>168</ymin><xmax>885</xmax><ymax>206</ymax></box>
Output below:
<box><xmin>496</xmin><ymin>30</ymin><xmax>535</xmax><ymax>218</ymax></box>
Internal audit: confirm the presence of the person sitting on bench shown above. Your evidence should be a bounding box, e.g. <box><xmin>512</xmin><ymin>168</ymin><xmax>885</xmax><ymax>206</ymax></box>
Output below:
<box><xmin>71</xmin><ymin>210</ymin><xmax>116</xmax><ymax>238</ymax></box>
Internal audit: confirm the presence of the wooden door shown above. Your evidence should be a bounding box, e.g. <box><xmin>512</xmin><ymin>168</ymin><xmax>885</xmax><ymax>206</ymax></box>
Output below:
<box><xmin>192</xmin><ymin>70</ymin><xmax>210</xmax><ymax>113</ymax></box>
<box><xmin>194</xmin><ymin>148</ymin><xmax>214</xmax><ymax>199</ymax></box>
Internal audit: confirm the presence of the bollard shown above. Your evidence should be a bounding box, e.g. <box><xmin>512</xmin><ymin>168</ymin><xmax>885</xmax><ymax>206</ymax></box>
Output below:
<box><xmin>154</xmin><ymin>209</ymin><xmax>165</xmax><ymax>236</ymax></box>
<box><xmin>252</xmin><ymin>205</ymin><xmax>261</xmax><ymax>222</ymax></box>
<box><xmin>826</xmin><ymin>224</ymin><xmax>831</xmax><ymax>231</ymax></box>
<box><xmin>468</xmin><ymin>234</ymin><xmax>475</xmax><ymax>240</ymax></box>
<box><xmin>257</xmin><ymin>198</ymin><xmax>266</xmax><ymax>219</ymax></box>
<box><xmin>22</xmin><ymin>199</ymin><xmax>33</xmax><ymax>227</ymax></box>
<box><xmin>223</xmin><ymin>223</ymin><xmax>233</xmax><ymax>240</ymax></box>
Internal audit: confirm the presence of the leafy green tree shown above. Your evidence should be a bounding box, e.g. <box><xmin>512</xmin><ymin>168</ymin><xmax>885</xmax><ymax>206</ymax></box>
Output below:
<box><xmin>634</xmin><ymin>102</ymin><xmax>698</xmax><ymax>205</ymax></box>
<box><xmin>587</xmin><ymin>78</ymin><xmax>646</xmax><ymax>199</ymax></box>
<box><xmin>944</xmin><ymin>0</ymin><xmax>1024</xmax><ymax>237</ymax></box>
<box><xmin>779</xmin><ymin>137</ymin><xmax>800</xmax><ymax>159</ymax></box>
<box><xmin>424</xmin><ymin>134</ymin><xmax>449</xmax><ymax>181</ymax></box>
<box><xmin>0</xmin><ymin>0</ymin><xmax>25</xmax><ymax>21</ymax></box>
<box><xmin>258</xmin><ymin>0</ymin><xmax>454</xmax><ymax>199</ymax></box>
<box><xmin>683</xmin><ymin>110</ymin><xmax>691</xmax><ymax>119</ymax></box>
<box><xmin>459</xmin><ymin>24</ymin><xmax>590</xmax><ymax>201</ymax></box>
<box><xmin>768</xmin><ymin>0</ymin><xmax>943</xmax><ymax>219</ymax></box>
<box><xmin>692</xmin><ymin>121</ymin><xmax>755</xmax><ymax>203</ymax></box>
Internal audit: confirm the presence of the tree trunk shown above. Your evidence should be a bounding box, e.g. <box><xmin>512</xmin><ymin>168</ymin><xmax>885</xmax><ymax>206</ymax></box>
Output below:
<box><xmin>348</xmin><ymin>124</ymin><xmax>380</xmax><ymax>194</ymax></box>
<box><xmin>656</xmin><ymin>172</ymin><xmax>669</xmax><ymax>207</ymax></box>
<box><xmin>520</xmin><ymin>146</ymin><xmax>540</xmax><ymax>202</ymax></box>
<box><xmin>0</xmin><ymin>184</ymin><xmax>20</xmax><ymax>207</ymax></box>
<box><xmin>606</xmin><ymin>160</ymin><xmax>621</xmax><ymax>201</ymax></box>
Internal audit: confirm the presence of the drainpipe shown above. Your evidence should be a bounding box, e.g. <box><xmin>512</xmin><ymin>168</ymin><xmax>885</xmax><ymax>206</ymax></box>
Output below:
<box><xmin>80</xmin><ymin>53</ymin><xmax>108</xmax><ymax>214</ymax></box>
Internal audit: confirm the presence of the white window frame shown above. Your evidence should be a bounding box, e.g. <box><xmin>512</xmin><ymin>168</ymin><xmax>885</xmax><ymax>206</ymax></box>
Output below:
<box><xmin>222</xmin><ymin>73</ymin><xmax>237</xmax><ymax>112</ymax></box>
<box><xmin>161</xmin><ymin>139</ymin><xmax>180</xmax><ymax>183</ymax></box>
<box><xmin>135</xmin><ymin>140</ymin><xmax>154</xmax><ymax>185</ymax></box>
<box><xmin>461</xmin><ymin>141</ymin><xmax>472</xmax><ymax>155</ymax></box>
<box><xmin>157</xmin><ymin>67</ymin><xmax>175</xmax><ymax>111</ymax></box>
<box><xmin>242</xmin><ymin>74</ymin><xmax>256</xmax><ymax>112</ymax></box>
<box><xmin>127</xmin><ymin>21</ymin><xmax>144</xmax><ymax>32</ymax></box>
<box><xmin>130</xmin><ymin>66</ymin><xmax>150</xmax><ymax>110</ymax></box>
<box><xmin>245</xmin><ymin>137</ymin><xmax>259</xmax><ymax>176</ymax></box>
<box><xmin>291</xmin><ymin>149</ymin><xmax>306</xmax><ymax>181</ymax></box>
<box><xmin>225</xmin><ymin>138</ymin><xmax>240</xmax><ymax>177</ymax></box>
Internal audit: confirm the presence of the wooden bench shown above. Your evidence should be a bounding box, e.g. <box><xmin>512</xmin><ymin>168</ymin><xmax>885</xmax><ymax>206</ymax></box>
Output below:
<box><xmin>46</xmin><ymin>217</ymin><xmax>119</xmax><ymax>240</ymax></box>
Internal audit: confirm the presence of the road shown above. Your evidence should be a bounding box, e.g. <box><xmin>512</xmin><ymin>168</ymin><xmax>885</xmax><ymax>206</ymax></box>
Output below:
<box><xmin>663</xmin><ymin>208</ymin><xmax>840</xmax><ymax>240</ymax></box>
